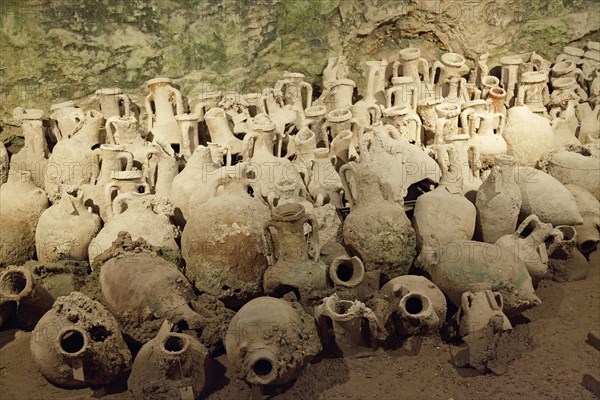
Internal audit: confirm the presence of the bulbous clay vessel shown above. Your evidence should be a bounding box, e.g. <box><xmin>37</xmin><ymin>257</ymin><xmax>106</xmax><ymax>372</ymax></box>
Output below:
<box><xmin>0</xmin><ymin>171</ymin><xmax>49</xmax><ymax>265</ymax></box>
<box><xmin>421</xmin><ymin>239</ymin><xmax>541</xmax><ymax>317</ymax></box>
<box><xmin>548</xmin><ymin>225</ymin><xmax>589</xmax><ymax>282</ymax></box>
<box><xmin>341</xmin><ymin>161</ymin><xmax>417</xmax><ymax>279</ymax></box>
<box><xmin>315</xmin><ymin>294</ymin><xmax>387</xmax><ymax>356</ymax></box>
<box><xmin>514</xmin><ymin>166</ymin><xmax>583</xmax><ymax>226</ymax></box>
<box><xmin>377</xmin><ymin>275</ymin><xmax>447</xmax><ymax>336</ymax></box>
<box><xmin>503</xmin><ymin>106</ymin><xmax>555</xmax><ymax>166</ymax></box>
<box><xmin>88</xmin><ymin>193</ymin><xmax>179</xmax><ymax>264</ymax></box>
<box><xmin>35</xmin><ymin>187</ymin><xmax>101</xmax><ymax>263</ymax></box>
<box><xmin>171</xmin><ymin>145</ymin><xmax>221</xmax><ymax>226</ymax></box>
<box><xmin>263</xmin><ymin>203</ymin><xmax>328</xmax><ymax>301</ymax></box>
<box><xmin>541</xmin><ymin>144</ymin><xmax>600</xmax><ymax>201</ymax></box>
<box><xmin>0</xmin><ymin>266</ymin><xmax>53</xmax><ymax>330</ymax></box>
<box><xmin>182</xmin><ymin>176</ymin><xmax>270</xmax><ymax>307</ymax></box>
<box><xmin>9</xmin><ymin>108</ymin><xmax>49</xmax><ymax>188</ymax></box>
<box><xmin>129</xmin><ymin>326</ymin><xmax>212</xmax><ymax>400</ymax></box>
<box><xmin>475</xmin><ymin>154</ymin><xmax>522</xmax><ymax>243</ymax></box>
<box><xmin>30</xmin><ymin>291</ymin><xmax>131</xmax><ymax>388</ymax></box>
<box><xmin>412</xmin><ymin>145</ymin><xmax>476</xmax><ymax>255</ymax></box>
<box><xmin>496</xmin><ymin>215</ymin><xmax>562</xmax><ymax>287</ymax></box>
<box><xmin>99</xmin><ymin>246</ymin><xmax>208</xmax><ymax>344</ymax></box>
<box><xmin>0</xmin><ymin>141</ymin><xmax>8</xmax><ymax>186</ymax></box>
<box><xmin>44</xmin><ymin>110</ymin><xmax>104</xmax><ymax>202</ymax></box>
<box><xmin>359</xmin><ymin>122</ymin><xmax>440</xmax><ymax>203</ymax></box>
<box><xmin>225</xmin><ymin>297</ymin><xmax>321</xmax><ymax>386</ymax></box>
<box><xmin>565</xmin><ymin>184</ymin><xmax>600</xmax><ymax>258</ymax></box>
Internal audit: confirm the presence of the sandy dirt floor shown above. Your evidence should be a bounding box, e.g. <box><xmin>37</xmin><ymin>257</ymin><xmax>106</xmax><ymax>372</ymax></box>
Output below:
<box><xmin>1</xmin><ymin>252</ymin><xmax>598</xmax><ymax>400</ymax></box>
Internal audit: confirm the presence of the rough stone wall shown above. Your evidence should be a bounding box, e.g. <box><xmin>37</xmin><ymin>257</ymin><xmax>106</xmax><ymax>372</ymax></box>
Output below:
<box><xmin>0</xmin><ymin>0</ymin><xmax>598</xmax><ymax>121</ymax></box>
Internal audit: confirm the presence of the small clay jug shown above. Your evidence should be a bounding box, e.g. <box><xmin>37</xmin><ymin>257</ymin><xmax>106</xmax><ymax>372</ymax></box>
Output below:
<box><xmin>303</xmin><ymin>105</ymin><xmax>328</xmax><ymax>145</ymax></box>
<box><xmin>421</xmin><ymin>238</ymin><xmax>541</xmax><ymax>317</ymax></box>
<box><xmin>91</xmin><ymin>88</ymin><xmax>132</xmax><ymax>119</ymax></box>
<box><xmin>341</xmin><ymin>161</ymin><xmax>416</xmax><ymax>279</ymax></box>
<box><xmin>181</xmin><ymin>175</ymin><xmax>270</xmax><ymax>307</ymax></box>
<box><xmin>496</xmin><ymin>215</ymin><xmax>563</xmax><ymax>286</ymax></box>
<box><xmin>455</xmin><ymin>290</ymin><xmax>512</xmax><ymax>338</ymax></box>
<box><xmin>499</xmin><ymin>55</ymin><xmax>523</xmax><ymax>107</ymax></box>
<box><xmin>262</xmin><ymin>203</ymin><xmax>328</xmax><ymax>300</ymax></box>
<box><xmin>476</xmin><ymin>154</ymin><xmax>522</xmax><ymax>243</ymax></box>
<box><xmin>307</xmin><ymin>148</ymin><xmax>343</xmax><ymax>207</ymax></box>
<box><xmin>321</xmin><ymin>108</ymin><xmax>362</xmax><ymax>148</ymax></box>
<box><xmin>225</xmin><ymin>297</ymin><xmax>321</xmax><ymax>386</ymax></box>
<box><xmin>30</xmin><ymin>292</ymin><xmax>131</xmax><ymax>388</ymax></box>
<box><xmin>548</xmin><ymin>225</ymin><xmax>590</xmax><ymax>282</ymax></box>
<box><xmin>431</xmin><ymin>52</ymin><xmax>470</xmax><ymax>91</ymax></box>
<box><xmin>35</xmin><ymin>187</ymin><xmax>101</xmax><ymax>263</ymax></box>
<box><xmin>104</xmin><ymin>170</ymin><xmax>151</xmax><ymax>220</ymax></box>
<box><xmin>129</xmin><ymin>326</ymin><xmax>212</xmax><ymax>400</ymax></box>
<box><xmin>315</xmin><ymin>294</ymin><xmax>387</xmax><ymax>356</ymax></box>
<box><xmin>0</xmin><ymin>170</ymin><xmax>49</xmax><ymax>265</ymax></box>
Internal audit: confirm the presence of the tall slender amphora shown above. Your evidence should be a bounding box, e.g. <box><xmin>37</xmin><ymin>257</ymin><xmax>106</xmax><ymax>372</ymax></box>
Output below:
<box><xmin>145</xmin><ymin>78</ymin><xmax>184</xmax><ymax>146</ymax></box>
<box><xmin>9</xmin><ymin>108</ymin><xmax>49</xmax><ymax>188</ymax></box>
<box><xmin>475</xmin><ymin>154</ymin><xmax>522</xmax><ymax>243</ymax></box>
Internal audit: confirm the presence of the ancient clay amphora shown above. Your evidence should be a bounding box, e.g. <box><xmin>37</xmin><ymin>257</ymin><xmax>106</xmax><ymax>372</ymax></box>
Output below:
<box><xmin>145</xmin><ymin>78</ymin><xmax>184</xmax><ymax>146</ymax></box>
<box><xmin>35</xmin><ymin>187</ymin><xmax>101</xmax><ymax>263</ymax></box>
<box><xmin>475</xmin><ymin>154</ymin><xmax>522</xmax><ymax>243</ymax></box>
<box><xmin>181</xmin><ymin>175</ymin><xmax>270</xmax><ymax>307</ymax></box>
<box><xmin>0</xmin><ymin>170</ymin><xmax>49</xmax><ymax>265</ymax></box>
<box><xmin>341</xmin><ymin>161</ymin><xmax>416</xmax><ymax>279</ymax></box>
<box><xmin>262</xmin><ymin>203</ymin><xmax>328</xmax><ymax>300</ymax></box>
<box><xmin>9</xmin><ymin>108</ymin><xmax>49</xmax><ymax>188</ymax></box>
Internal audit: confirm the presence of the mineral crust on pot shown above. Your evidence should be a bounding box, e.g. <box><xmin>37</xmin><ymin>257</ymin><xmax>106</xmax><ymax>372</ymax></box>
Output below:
<box><xmin>129</xmin><ymin>326</ymin><xmax>212</xmax><ymax>400</ymax></box>
<box><xmin>182</xmin><ymin>175</ymin><xmax>271</xmax><ymax>307</ymax></box>
<box><xmin>225</xmin><ymin>296</ymin><xmax>321</xmax><ymax>386</ymax></box>
<box><xmin>30</xmin><ymin>291</ymin><xmax>131</xmax><ymax>388</ymax></box>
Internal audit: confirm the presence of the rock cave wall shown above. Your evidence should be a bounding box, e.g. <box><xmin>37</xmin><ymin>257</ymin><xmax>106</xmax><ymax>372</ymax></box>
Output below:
<box><xmin>0</xmin><ymin>0</ymin><xmax>598</xmax><ymax>123</ymax></box>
